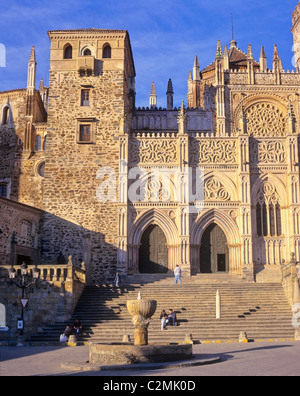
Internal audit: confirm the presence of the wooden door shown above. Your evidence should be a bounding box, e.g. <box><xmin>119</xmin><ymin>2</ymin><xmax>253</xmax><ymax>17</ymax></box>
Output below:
<box><xmin>139</xmin><ymin>225</ymin><xmax>168</xmax><ymax>273</ymax></box>
<box><xmin>200</xmin><ymin>223</ymin><xmax>228</xmax><ymax>273</ymax></box>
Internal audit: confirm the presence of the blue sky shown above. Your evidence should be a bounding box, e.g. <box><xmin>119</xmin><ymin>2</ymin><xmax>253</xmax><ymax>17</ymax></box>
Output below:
<box><xmin>0</xmin><ymin>0</ymin><xmax>298</xmax><ymax>108</ymax></box>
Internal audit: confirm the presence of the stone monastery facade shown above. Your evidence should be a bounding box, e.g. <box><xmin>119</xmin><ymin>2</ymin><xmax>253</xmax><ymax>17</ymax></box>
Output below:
<box><xmin>1</xmin><ymin>4</ymin><xmax>300</xmax><ymax>284</ymax></box>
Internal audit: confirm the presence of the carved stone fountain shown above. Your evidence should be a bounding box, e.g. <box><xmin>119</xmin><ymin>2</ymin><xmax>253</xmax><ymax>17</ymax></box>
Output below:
<box><xmin>89</xmin><ymin>292</ymin><xmax>193</xmax><ymax>365</ymax></box>
<box><xmin>126</xmin><ymin>292</ymin><xmax>157</xmax><ymax>346</ymax></box>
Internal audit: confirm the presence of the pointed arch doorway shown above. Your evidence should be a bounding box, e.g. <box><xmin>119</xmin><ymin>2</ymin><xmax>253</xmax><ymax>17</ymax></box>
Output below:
<box><xmin>200</xmin><ymin>223</ymin><xmax>229</xmax><ymax>273</ymax></box>
<box><xmin>139</xmin><ymin>225</ymin><xmax>168</xmax><ymax>273</ymax></box>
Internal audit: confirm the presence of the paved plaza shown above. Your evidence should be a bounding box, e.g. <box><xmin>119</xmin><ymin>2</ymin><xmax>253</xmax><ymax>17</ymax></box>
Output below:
<box><xmin>0</xmin><ymin>341</ymin><xmax>300</xmax><ymax>377</ymax></box>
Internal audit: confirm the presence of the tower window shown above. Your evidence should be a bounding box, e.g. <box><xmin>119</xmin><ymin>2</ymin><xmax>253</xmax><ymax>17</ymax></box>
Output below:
<box><xmin>81</xmin><ymin>89</ymin><xmax>90</xmax><ymax>106</ymax></box>
<box><xmin>2</xmin><ymin>106</ymin><xmax>9</xmax><ymax>125</ymax></box>
<box><xmin>103</xmin><ymin>44</ymin><xmax>111</xmax><ymax>59</ymax></box>
<box><xmin>77</xmin><ymin>118</ymin><xmax>96</xmax><ymax>144</ymax></box>
<box><xmin>35</xmin><ymin>135</ymin><xmax>42</xmax><ymax>151</ymax></box>
<box><xmin>79</xmin><ymin>125</ymin><xmax>91</xmax><ymax>142</ymax></box>
<box><xmin>0</xmin><ymin>183</ymin><xmax>7</xmax><ymax>198</ymax></box>
<box><xmin>64</xmin><ymin>45</ymin><xmax>73</xmax><ymax>59</ymax></box>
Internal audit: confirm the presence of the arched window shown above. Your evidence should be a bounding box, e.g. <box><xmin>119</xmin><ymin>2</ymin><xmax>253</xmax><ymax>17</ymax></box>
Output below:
<box><xmin>35</xmin><ymin>135</ymin><xmax>41</xmax><ymax>151</ymax></box>
<box><xmin>103</xmin><ymin>44</ymin><xmax>111</xmax><ymax>58</ymax></box>
<box><xmin>38</xmin><ymin>162</ymin><xmax>45</xmax><ymax>177</ymax></box>
<box><xmin>43</xmin><ymin>135</ymin><xmax>47</xmax><ymax>151</ymax></box>
<box><xmin>256</xmin><ymin>183</ymin><xmax>282</xmax><ymax>237</ymax></box>
<box><xmin>64</xmin><ymin>45</ymin><xmax>73</xmax><ymax>59</ymax></box>
<box><xmin>2</xmin><ymin>106</ymin><xmax>9</xmax><ymax>125</ymax></box>
<box><xmin>83</xmin><ymin>48</ymin><xmax>92</xmax><ymax>56</ymax></box>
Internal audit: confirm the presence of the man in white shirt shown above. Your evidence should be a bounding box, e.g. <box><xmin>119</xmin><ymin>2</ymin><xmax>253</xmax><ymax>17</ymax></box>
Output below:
<box><xmin>174</xmin><ymin>265</ymin><xmax>182</xmax><ymax>285</ymax></box>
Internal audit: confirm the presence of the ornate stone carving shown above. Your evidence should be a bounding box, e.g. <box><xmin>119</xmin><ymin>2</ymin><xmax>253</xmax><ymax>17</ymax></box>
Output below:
<box><xmin>189</xmin><ymin>139</ymin><xmax>237</xmax><ymax>165</ymax></box>
<box><xmin>250</xmin><ymin>139</ymin><xmax>286</xmax><ymax>164</ymax></box>
<box><xmin>130</xmin><ymin>139</ymin><xmax>177</xmax><ymax>164</ymax></box>
<box><xmin>257</xmin><ymin>182</ymin><xmax>280</xmax><ymax>205</ymax></box>
<box><xmin>204</xmin><ymin>177</ymin><xmax>231</xmax><ymax>201</ymax></box>
<box><xmin>246</xmin><ymin>103</ymin><xmax>287</xmax><ymax>137</ymax></box>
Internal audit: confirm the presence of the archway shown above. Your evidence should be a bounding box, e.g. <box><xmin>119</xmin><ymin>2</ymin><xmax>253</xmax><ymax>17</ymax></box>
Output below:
<box><xmin>200</xmin><ymin>223</ymin><xmax>229</xmax><ymax>273</ymax></box>
<box><xmin>139</xmin><ymin>225</ymin><xmax>168</xmax><ymax>273</ymax></box>
<box><xmin>191</xmin><ymin>209</ymin><xmax>242</xmax><ymax>275</ymax></box>
<box><xmin>127</xmin><ymin>208</ymin><xmax>179</xmax><ymax>274</ymax></box>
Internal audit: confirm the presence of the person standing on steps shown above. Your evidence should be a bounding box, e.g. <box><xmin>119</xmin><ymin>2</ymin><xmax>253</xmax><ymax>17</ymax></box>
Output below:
<box><xmin>114</xmin><ymin>272</ymin><xmax>120</xmax><ymax>287</ymax></box>
<box><xmin>174</xmin><ymin>265</ymin><xmax>182</xmax><ymax>285</ymax></box>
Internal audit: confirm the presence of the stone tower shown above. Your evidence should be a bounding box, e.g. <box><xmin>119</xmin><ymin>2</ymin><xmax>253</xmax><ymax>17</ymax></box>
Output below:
<box><xmin>43</xmin><ymin>29</ymin><xmax>135</xmax><ymax>282</ymax></box>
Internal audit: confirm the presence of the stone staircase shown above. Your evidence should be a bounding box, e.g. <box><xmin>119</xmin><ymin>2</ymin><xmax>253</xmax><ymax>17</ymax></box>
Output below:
<box><xmin>27</xmin><ymin>276</ymin><xmax>295</xmax><ymax>344</ymax></box>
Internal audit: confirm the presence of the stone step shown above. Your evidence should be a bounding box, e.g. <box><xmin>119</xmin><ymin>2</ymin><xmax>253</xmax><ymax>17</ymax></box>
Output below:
<box><xmin>26</xmin><ymin>280</ymin><xmax>294</xmax><ymax>344</ymax></box>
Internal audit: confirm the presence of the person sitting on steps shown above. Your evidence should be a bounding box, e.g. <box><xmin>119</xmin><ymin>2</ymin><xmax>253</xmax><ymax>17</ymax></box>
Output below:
<box><xmin>168</xmin><ymin>309</ymin><xmax>177</xmax><ymax>326</ymax></box>
<box><xmin>161</xmin><ymin>313</ymin><xmax>169</xmax><ymax>330</ymax></box>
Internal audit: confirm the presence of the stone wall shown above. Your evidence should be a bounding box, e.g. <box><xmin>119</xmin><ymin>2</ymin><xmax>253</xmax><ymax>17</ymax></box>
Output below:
<box><xmin>0</xmin><ymin>197</ymin><xmax>43</xmax><ymax>268</ymax></box>
<box><xmin>0</xmin><ymin>260</ymin><xmax>86</xmax><ymax>341</ymax></box>
<box><xmin>43</xmin><ymin>30</ymin><xmax>135</xmax><ymax>284</ymax></box>
<box><xmin>0</xmin><ymin>89</ymin><xmax>47</xmax><ymax>208</ymax></box>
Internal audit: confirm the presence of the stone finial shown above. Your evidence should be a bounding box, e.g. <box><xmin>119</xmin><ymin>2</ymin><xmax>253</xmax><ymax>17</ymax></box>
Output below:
<box><xmin>223</xmin><ymin>45</ymin><xmax>229</xmax><ymax>70</ymax></box>
<box><xmin>149</xmin><ymin>82</ymin><xmax>157</xmax><ymax>109</ymax></box>
<box><xmin>166</xmin><ymin>78</ymin><xmax>174</xmax><ymax>110</ymax></box>
<box><xmin>260</xmin><ymin>46</ymin><xmax>267</xmax><ymax>71</ymax></box>
<box><xmin>247</xmin><ymin>44</ymin><xmax>253</xmax><ymax>60</ymax></box>
<box><xmin>177</xmin><ymin>101</ymin><xmax>187</xmax><ymax>135</ymax></box>
<box><xmin>273</xmin><ymin>44</ymin><xmax>279</xmax><ymax>60</ymax></box>
<box><xmin>167</xmin><ymin>78</ymin><xmax>174</xmax><ymax>94</ymax></box>
<box><xmin>193</xmin><ymin>55</ymin><xmax>200</xmax><ymax>81</ymax></box>
<box><xmin>27</xmin><ymin>46</ymin><xmax>37</xmax><ymax>90</ymax></box>
<box><xmin>216</xmin><ymin>40</ymin><xmax>223</xmax><ymax>58</ymax></box>
<box><xmin>29</xmin><ymin>46</ymin><xmax>36</xmax><ymax>63</ymax></box>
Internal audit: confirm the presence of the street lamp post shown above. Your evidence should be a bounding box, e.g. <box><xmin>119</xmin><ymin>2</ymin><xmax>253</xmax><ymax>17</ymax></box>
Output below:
<box><xmin>8</xmin><ymin>262</ymin><xmax>40</xmax><ymax>346</ymax></box>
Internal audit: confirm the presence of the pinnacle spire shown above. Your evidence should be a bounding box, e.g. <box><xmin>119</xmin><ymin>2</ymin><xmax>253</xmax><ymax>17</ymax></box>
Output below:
<box><xmin>150</xmin><ymin>81</ymin><xmax>156</xmax><ymax>95</ymax></box>
<box><xmin>29</xmin><ymin>46</ymin><xmax>36</xmax><ymax>63</ymax></box>
<box><xmin>193</xmin><ymin>55</ymin><xmax>200</xmax><ymax>81</ymax></box>
<box><xmin>27</xmin><ymin>46</ymin><xmax>37</xmax><ymax>90</ymax></box>
<box><xmin>273</xmin><ymin>44</ymin><xmax>279</xmax><ymax>60</ymax></box>
<box><xmin>166</xmin><ymin>78</ymin><xmax>174</xmax><ymax>110</ymax></box>
<box><xmin>260</xmin><ymin>45</ymin><xmax>267</xmax><ymax>59</ymax></box>
<box><xmin>259</xmin><ymin>45</ymin><xmax>267</xmax><ymax>71</ymax></box>
<box><xmin>167</xmin><ymin>78</ymin><xmax>174</xmax><ymax>94</ymax></box>
<box><xmin>216</xmin><ymin>40</ymin><xmax>223</xmax><ymax>58</ymax></box>
<box><xmin>248</xmin><ymin>44</ymin><xmax>253</xmax><ymax>59</ymax></box>
<box><xmin>149</xmin><ymin>82</ymin><xmax>157</xmax><ymax>109</ymax></box>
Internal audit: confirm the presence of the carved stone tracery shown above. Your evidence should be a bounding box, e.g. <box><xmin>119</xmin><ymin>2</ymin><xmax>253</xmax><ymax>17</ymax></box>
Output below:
<box><xmin>189</xmin><ymin>139</ymin><xmax>237</xmax><ymax>165</ymax></box>
<box><xmin>130</xmin><ymin>139</ymin><xmax>177</xmax><ymax>165</ymax></box>
<box><xmin>250</xmin><ymin>139</ymin><xmax>286</xmax><ymax>164</ymax></box>
<box><xmin>204</xmin><ymin>177</ymin><xmax>231</xmax><ymax>201</ymax></box>
<box><xmin>246</xmin><ymin>102</ymin><xmax>287</xmax><ymax>137</ymax></box>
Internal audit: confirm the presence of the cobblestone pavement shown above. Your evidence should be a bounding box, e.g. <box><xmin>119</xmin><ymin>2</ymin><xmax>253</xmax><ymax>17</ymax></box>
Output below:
<box><xmin>0</xmin><ymin>341</ymin><xmax>300</xmax><ymax>377</ymax></box>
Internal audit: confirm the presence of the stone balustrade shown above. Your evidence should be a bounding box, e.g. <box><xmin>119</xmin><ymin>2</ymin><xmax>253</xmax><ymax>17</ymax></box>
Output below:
<box><xmin>0</xmin><ymin>256</ymin><xmax>86</xmax><ymax>340</ymax></box>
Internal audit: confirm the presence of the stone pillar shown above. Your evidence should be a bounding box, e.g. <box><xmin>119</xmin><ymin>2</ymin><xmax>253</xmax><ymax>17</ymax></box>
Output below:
<box><xmin>238</xmin><ymin>135</ymin><xmax>253</xmax><ymax>279</ymax></box>
<box><xmin>177</xmin><ymin>103</ymin><xmax>191</xmax><ymax>276</ymax></box>
<box><xmin>286</xmin><ymin>126</ymin><xmax>300</xmax><ymax>262</ymax></box>
<box><xmin>118</xmin><ymin>126</ymin><xmax>129</xmax><ymax>275</ymax></box>
<box><xmin>215</xmin><ymin>41</ymin><xmax>226</xmax><ymax>137</ymax></box>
